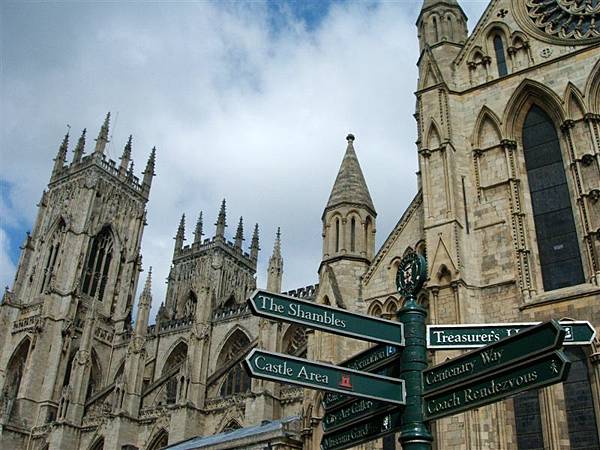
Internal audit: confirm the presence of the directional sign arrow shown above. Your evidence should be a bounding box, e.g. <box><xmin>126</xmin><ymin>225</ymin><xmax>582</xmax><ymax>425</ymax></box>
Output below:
<box><xmin>248</xmin><ymin>289</ymin><xmax>404</xmax><ymax>346</ymax></box>
<box><xmin>321</xmin><ymin>410</ymin><xmax>402</xmax><ymax>450</ymax></box>
<box><xmin>322</xmin><ymin>344</ymin><xmax>400</xmax><ymax>411</ymax></box>
<box><xmin>423</xmin><ymin>320</ymin><xmax>565</xmax><ymax>396</ymax></box>
<box><xmin>427</xmin><ymin>320</ymin><xmax>596</xmax><ymax>349</ymax></box>
<box><xmin>424</xmin><ymin>351</ymin><xmax>571</xmax><ymax>421</ymax></box>
<box><xmin>244</xmin><ymin>349</ymin><xmax>406</xmax><ymax>405</ymax></box>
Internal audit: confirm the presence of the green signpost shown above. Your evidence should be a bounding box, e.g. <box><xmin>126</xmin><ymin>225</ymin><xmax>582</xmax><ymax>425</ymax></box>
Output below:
<box><xmin>321</xmin><ymin>410</ymin><xmax>403</xmax><ymax>450</ymax></box>
<box><xmin>244</xmin><ymin>349</ymin><xmax>406</xmax><ymax>405</ymax></box>
<box><xmin>427</xmin><ymin>320</ymin><xmax>596</xmax><ymax>349</ymax></box>
<box><xmin>242</xmin><ymin>251</ymin><xmax>596</xmax><ymax>450</ymax></box>
<box><xmin>321</xmin><ymin>345</ymin><xmax>401</xmax><ymax>433</ymax></box>
<box><xmin>248</xmin><ymin>289</ymin><xmax>405</xmax><ymax>345</ymax></box>
<box><xmin>424</xmin><ymin>351</ymin><xmax>571</xmax><ymax>421</ymax></box>
<box><xmin>322</xmin><ymin>344</ymin><xmax>400</xmax><ymax>410</ymax></box>
<box><xmin>423</xmin><ymin>320</ymin><xmax>565</xmax><ymax>395</ymax></box>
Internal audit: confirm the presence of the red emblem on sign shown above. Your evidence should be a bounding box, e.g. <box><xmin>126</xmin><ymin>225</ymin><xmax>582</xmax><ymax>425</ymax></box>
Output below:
<box><xmin>339</xmin><ymin>373</ymin><xmax>353</xmax><ymax>390</ymax></box>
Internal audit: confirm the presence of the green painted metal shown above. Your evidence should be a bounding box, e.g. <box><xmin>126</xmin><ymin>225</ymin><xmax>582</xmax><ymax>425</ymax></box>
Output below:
<box><xmin>322</xmin><ymin>344</ymin><xmax>400</xmax><ymax>410</ymax></box>
<box><xmin>424</xmin><ymin>351</ymin><xmax>571</xmax><ymax>421</ymax></box>
<box><xmin>321</xmin><ymin>410</ymin><xmax>403</xmax><ymax>450</ymax></box>
<box><xmin>427</xmin><ymin>320</ymin><xmax>596</xmax><ymax>349</ymax></box>
<box><xmin>244</xmin><ymin>349</ymin><xmax>406</xmax><ymax>405</ymax></box>
<box><xmin>396</xmin><ymin>252</ymin><xmax>433</xmax><ymax>450</ymax></box>
<box><xmin>423</xmin><ymin>320</ymin><xmax>565</xmax><ymax>395</ymax></box>
<box><xmin>248</xmin><ymin>289</ymin><xmax>405</xmax><ymax>345</ymax></box>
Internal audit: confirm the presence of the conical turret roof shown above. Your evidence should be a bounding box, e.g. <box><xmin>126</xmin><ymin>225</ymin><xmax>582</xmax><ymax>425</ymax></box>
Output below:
<box><xmin>325</xmin><ymin>134</ymin><xmax>375</xmax><ymax>215</ymax></box>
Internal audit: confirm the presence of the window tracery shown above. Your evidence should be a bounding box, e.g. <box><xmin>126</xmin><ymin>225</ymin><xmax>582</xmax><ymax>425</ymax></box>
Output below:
<box><xmin>81</xmin><ymin>227</ymin><xmax>114</xmax><ymax>301</ymax></box>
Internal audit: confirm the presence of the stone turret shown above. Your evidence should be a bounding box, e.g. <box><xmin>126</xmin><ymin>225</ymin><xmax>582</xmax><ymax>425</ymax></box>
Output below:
<box><xmin>194</xmin><ymin>212</ymin><xmax>204</xmax><ymax>244</ymax></box>
<box><xmin>234</xmin><ymin>217</ymin><xmax>244</xmax><ymax>249</ymax></box>
<box><xmin>119</xmin><ymin>135</ymin><xmax>133</xmax><ymax>174</ymax></box>
<box><xmin>51</xmin><ymin>132</ymin><xmax>69</xmax><ymax>180</ymax></box>
<box><xmin>322</xmin><ymin>134</ymin><xmax>376</xmax><ymax>262</ymax></box>
<box><xmin>250</xmin><ymin>223</ymin><xmax>260</xmax><ymax>260</ymax></box>
<box><xmin>71</xmin><ymin>128</ymin><xmax>86</xmax><ymax>164</ymax></box>
<box><xmin>215</xmin><ymin>199</ymin><xmax>227</xmax><ymax>239</ymax></box>
<box><xmin>142</xmin><ymin>146</ymin><xmax>156</xmax><ymax>191</ymax></box>
<box><xmin>174</xmin><ymin>214</ymin><xmax>186</xmax><ymax>255</ymax></box>
<box><xmin>417</xmin><ymin>0</ymin><xmax>468</xmax><ymax>52</ymax></box>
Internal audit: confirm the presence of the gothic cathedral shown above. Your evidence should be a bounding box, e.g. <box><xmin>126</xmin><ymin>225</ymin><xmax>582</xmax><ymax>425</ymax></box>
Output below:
<box><xmin>1</xmin><ymin>1</ymin><xmax>599</xmax><ymax>449</ymax></box>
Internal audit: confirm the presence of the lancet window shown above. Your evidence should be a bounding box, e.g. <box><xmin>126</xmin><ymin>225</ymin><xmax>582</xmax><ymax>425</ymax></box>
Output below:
<box><xmin>81</xmin><ymin>227</ymin><xmax>114</xmax><ymax>301</ymax></box>
<box><xmin>494</xmin><ymin>35</ymin><xmax>508</xmax><ymax>76</ymax></box>
<box><xmin>522</xmin><ymin>106</ymin><xmax>584</xmax><ymax>290</ymax></box>
<box><xmin>40</xmin><ymin>220</ymin><xmax>65</xmax><ymax>293</ymax></box>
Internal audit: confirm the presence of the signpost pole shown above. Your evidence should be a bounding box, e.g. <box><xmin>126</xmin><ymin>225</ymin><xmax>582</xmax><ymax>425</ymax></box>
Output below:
<box><xmin>397</xmin><ymin>295</ymin><xmax>432</xmax><ymax>450</ymax></box>
<box><xmin>395</xmin><ymin>252</ymin><xmax>432</xmax><ymax>450</ymax></box>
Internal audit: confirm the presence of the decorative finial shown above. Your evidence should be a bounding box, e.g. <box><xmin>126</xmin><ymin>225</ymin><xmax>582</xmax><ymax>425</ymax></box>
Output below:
<box><xmin>346</xmin><ymin>133</ymin><xmax>355</xmax><ymax>142</ymax></box>
<box><xmin>72</xmin><ymin>128</ymin><xmax>87</xmax><ymax>164</ymax></box>
<box><xmin>215</xmin><ymin>199</ymin><xmax>227</xmax><ymax>238</ymax></box>
<box><xmin>250</xmin><ymin>223</ymin><xmax>260</xmax><ymax>260</ymax></box>
<box><xmin>234</xmin><ymin>216</ymin><xmax>244</xmax><ymax>248</ymax></box>
<box><xmin>194</xmin><ymin>211</ymin><xmax>204</xmax><ymax>244</ymax></box>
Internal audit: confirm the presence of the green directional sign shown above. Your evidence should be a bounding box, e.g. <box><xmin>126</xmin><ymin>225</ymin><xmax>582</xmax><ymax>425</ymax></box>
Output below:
<box><xmin>321</xmin><ymin>410</ymin><xmax>402</xmax><ymax>450</ymax></box>
<box><xmin>322</xmin><ymin>344</ymin><xmax>400</xmax><ymax>411</ymax></box>
<box><xmin>424</xmin><ymin>351</ymin><xmax>571</xmax><ymax>421</ymax></box>
<box><xmin>423</xmin><ymin>320</ymin><xmax>564</xmax><ymax>395</ymax></box>
<box><xmin>427</xmin><ymin>320</ymin><xmax>596</xmax><ymax>349</ymax></box>
<box><xmin>248</xmin><ymin>289</ymin><xmax>404</xmax><ymax>346</ymax></box>
<box><xmin>322</xmin><ymin>398</ymin><xmax>395</xmax><ymax>433</ymax></box>
<box><xmin>244</xmin><ymin>349</ymin><xmax>406</xmax><ymax>405</ymax></box>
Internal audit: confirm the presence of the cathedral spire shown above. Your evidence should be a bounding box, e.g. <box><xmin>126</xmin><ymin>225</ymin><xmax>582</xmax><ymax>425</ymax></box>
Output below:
<box><xmin>52</xmin><ymin>131</ymin><xmax>69</xmax><ymax>179</ymax></box>
<box><xmin>72</xmin><ymin>128</ymin><xmax>86</xmax><ymax>164</ymax></box>
<box><xmin>325</xmin><ymin>134</ymin><xmax>375</xmax><ymax>217</ymax></box>
<box><xmin>234</xmin><ymin>216</ymin><xmax>244</xmax><ymax>249</ymax></box>
<box><xmin>267</xmin><ymin>227</ymin><xmax>283</xmax><ymax>293</ymax></box>
<box><xmin>94</xmin><ymin>112</ymin><xmax>110</xmax><ymax>155</ymax></box>
<box><xmin>250</xmin><ymin>223</ymin><xmax>260</xmax><ymax>260</ymax></box>
<box><xmin>142</xmin><ymin>146</ymin><xmax>156</xmax><ymax>190</ymax></box>
<box><xmin>120</xmin><ymin>135</ymin><xmax>133</xmax><ymax>173</ymax></box>
<box><xmin>174</xmin><ymin>214</ymin><xmax>185</xmax><ymax>255</ymax></box>
<box><xmin>215</xmin><ymin>199</ymin><xmax>227</xmax><ymax>239</ymax></box>
<box><xmin>194</xmin><ymin>211</ymin><xmax>204</xmax><ymax>244</ymax></box>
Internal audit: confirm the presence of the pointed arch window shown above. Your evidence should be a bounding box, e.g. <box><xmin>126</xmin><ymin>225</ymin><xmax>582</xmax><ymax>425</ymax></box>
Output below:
<box><xmin>432</xmin><ymin>16</ymin><xmax>439</xmax><ymax>42</ymax></box>
<box><xmin>335</xmin><ymin>219</ymin><xmax>340</xmax><ymax>253</ymax></box>
<box><xmin>41</xmin><ymin>220</ymin><xmax>65</xmax><ymax>293</ymax></box>
<box><xmin>522</xmin><ymin>106</ymin><xmax>585</xmax><ymax>290</ymax></box>
<box><xmin>350</xmin><ymin>217</ymin><xmax>356</xmax><ymax>252</ymax></box>
<box><xmin>184</xmin><ymin>291</ymin><xmax>197</xmax><ymax>318</ymax></box>
<box><xmin>1</xmin><ymin>338</ymin><xmax>31</xmax><ymax>419</ymax></box>
<box><xmin>220</xmin><ymin>363</ymin><xmax>250</xmax><ymax>396</ymax></box>
<box><xmin>81</xmin><ymin>227</ymin><xmax>114</xmax><ymax>301</ymax></box>
<box><xmin>493</xmin><ymin>35</ymin><xmax>508</xmax><ymax>76</ymax></box>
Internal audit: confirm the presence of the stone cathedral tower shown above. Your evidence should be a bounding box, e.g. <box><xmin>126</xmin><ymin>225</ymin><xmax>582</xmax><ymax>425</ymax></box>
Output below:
<box><xmin>0</xmin><ymin>113</ymin><xmax>155</xmax><ymax>448</ymax></box>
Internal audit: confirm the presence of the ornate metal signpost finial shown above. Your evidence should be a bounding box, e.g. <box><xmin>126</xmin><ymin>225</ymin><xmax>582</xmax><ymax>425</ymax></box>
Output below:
<box><xmin>396</xmin><ymin>251</ymin><xmax>432</xmax><ymax>450</ymax></box>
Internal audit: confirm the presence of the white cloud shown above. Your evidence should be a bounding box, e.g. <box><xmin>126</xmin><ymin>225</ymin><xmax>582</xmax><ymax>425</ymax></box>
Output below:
<box><xmin>1</xmin><ymin>1</ymin><xmax>488</xmax><ymax>316</ymax></box>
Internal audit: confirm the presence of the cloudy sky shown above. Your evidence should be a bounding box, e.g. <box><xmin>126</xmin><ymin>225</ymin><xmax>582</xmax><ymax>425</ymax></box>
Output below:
<box><xmin>0</xmin><ymin>0</ymin><xmax>487</xmax><ymax>319</ymax></box>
